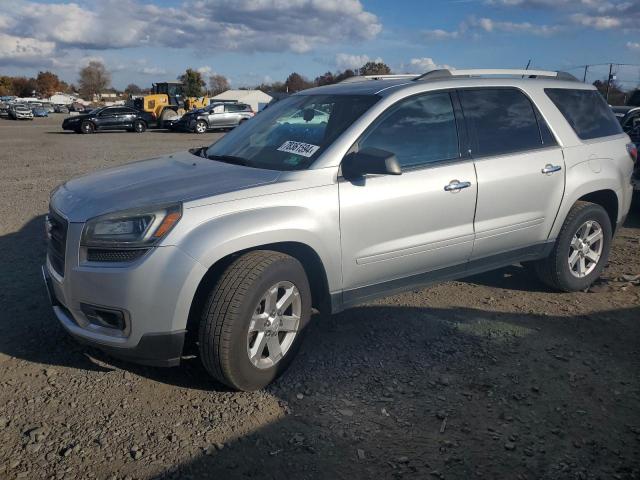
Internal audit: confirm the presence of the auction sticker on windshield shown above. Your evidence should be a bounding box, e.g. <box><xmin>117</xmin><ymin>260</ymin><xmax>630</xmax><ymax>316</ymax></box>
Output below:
<box><xmin>277</xmin><ymin>141</ymin><xmax>320</xmax><ymax>158</ymax></box>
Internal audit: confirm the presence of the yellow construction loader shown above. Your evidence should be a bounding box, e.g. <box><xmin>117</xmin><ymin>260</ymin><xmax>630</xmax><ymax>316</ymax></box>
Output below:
<box><xmin>133</xmin><ymin>82</ymin><xmax>211</xmax><ymax>128</ymax></box>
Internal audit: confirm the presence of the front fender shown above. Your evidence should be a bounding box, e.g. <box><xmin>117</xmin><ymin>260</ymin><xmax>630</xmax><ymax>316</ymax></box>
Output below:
<box><xmin>177</xmin><ymin>204</ymin><xmax>342</xmax><ymax>293</ymax></box>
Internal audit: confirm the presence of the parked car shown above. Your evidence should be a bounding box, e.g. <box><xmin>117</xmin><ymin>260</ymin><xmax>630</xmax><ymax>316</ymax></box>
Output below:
<box><xmin>32</xmin><ymin>106</ymin><xmax>49</xmax><ymax>117</ymax></box>
<box><xmin>62</xmin><ymin>106</ymin><xmax>155</xmax><ymax>133</ymax></box>
<box><xmin>9</xmin><ymin>104</ymin><xmax>34</xmax><ymax>120</ymax></box>
<box><xmin>54</xmin><ymin>105</ymin><xmax>70</xmax><ymax>114</ymax></box>
<box><xmin>169</xmin><ymin>102</ymin><xmax>254</xmax><ymax>133</ymax></box>
<box><xmin>619</xmin><ymin>108</ymin><xmax>640</xmax><ymax>208</ymax></box>
<box><xmin>44</xmin><ymin>103</ymin><xmax>56</xmax><ymax>114</ymax></box>
<box><xmin>0</xmin><ymin>103</ymin><xmax>9</xmax><ymax>118</ymax></box>
<box><xmin>44</xmin><ymin>69</ymin><xmax>635</xmax><ymax>391</ymax></box>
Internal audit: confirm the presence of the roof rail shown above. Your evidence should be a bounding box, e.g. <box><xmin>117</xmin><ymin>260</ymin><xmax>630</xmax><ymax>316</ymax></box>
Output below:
<box><xmin>413</xmin><ymin>69</ymin><xmax>579</xmax><ymax>82</ymax></box>
<box><xmin>340</xmin><ymin>74</ymin><xmax>419</xmax><ymax>84</ymax></box>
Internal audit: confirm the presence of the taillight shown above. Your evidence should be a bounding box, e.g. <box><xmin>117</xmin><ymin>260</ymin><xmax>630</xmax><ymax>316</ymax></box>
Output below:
<box><xmin>627</xmin><ymin>143</ymin><xmax>638</xmax><ymax>163</ymax></box>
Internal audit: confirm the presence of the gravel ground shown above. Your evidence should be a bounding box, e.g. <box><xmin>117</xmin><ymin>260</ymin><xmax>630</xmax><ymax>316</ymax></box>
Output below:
<box><xmin>0</xmin><ymin>115</ymin><xmax>639</xmax><ymax>480</ymax></box>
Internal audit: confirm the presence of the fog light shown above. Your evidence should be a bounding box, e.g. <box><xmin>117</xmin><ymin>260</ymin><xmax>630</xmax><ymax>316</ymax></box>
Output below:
<box><xmin>80</xmin><ymin>303</ymin><xmax>126</xmax><ymax>330</ymax></box>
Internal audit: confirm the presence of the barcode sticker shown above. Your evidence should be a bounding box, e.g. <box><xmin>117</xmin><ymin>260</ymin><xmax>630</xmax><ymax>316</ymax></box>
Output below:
<box><xmin>277</xmin><ymin>140</ymin><xmax>320</xmax><ymax>158</ymax></box>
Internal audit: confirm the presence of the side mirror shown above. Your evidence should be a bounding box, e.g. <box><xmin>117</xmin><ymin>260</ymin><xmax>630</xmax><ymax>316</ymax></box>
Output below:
<box><xmin>341</xmin><ymin>147</ymin><xmax>402</xmax><ymax>180</ymax></box>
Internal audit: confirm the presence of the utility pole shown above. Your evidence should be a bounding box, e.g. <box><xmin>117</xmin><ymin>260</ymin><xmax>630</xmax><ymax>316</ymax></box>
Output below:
<box><xmin>605</xmin><ymin>63</ymin><xmax>613</xmax><ymax>102</ymax></box>
<box><xmin>583</xmin><ymin>65</ymin><xmax>588</xmax><ymax>82</ymax></box>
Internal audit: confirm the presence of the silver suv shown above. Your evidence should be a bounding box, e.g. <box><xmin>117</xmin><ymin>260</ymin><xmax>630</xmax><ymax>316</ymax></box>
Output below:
<box><xmin>170</xmin><ymin>101</ymin><xmax>254</xmax><ymax>133</ymax></box>
<box><xmin>43</xmin><ymin>69</ymin><xmax>636</xmax><ymax>391</ymax></box>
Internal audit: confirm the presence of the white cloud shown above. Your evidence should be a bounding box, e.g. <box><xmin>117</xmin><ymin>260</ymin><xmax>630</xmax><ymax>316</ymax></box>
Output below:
<box><xmin>335</xmin><ymin>53</ymin><xmax>383</xmax><ymax>71</ymax></box>
<box><xmin>423</xmin><ymin>29</ymin><xmax>460</xmax><ymax>40</ymax></box>
<box><xmin>0</xmin><ymin>33</ymin><xmax>56</xmax><ymax>65</ymax></box>
<box><xmin>627</xmin><ymin>41</ymin><xmax>640</xmax><ymax>51</ymax></box>
<box><xmin>403</xmin><ymin>57</ymin><xmax>452</xmax><ymax>74</ymax></box>
<box><xmin>0</xmin><ymin>0</ymin><xmax>382</xmax><ymax>67</ymax></box>
<box><xmin>141</xmin><ymin>66</ymin><xmax>167</xmax><ymax>75</ymax></box>
<box><xmin>570</xmin><ymin>13</ymin><xmax>622</xmax><ymax>29</ymax></box>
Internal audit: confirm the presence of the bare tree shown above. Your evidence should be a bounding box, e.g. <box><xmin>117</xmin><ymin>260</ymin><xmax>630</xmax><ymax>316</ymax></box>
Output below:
<box><xmin>78</xmin><ymin>61</ymin><xmax>111</xmax><ymax>100</ymax></box>
<box><xmin>208</xmin><ymin>74</ymin><xmax>230</xmax><ymax>96</ymax></box>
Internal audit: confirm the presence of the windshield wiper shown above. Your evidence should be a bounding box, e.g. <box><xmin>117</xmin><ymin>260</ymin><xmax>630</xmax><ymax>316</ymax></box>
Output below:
<box><xmin>206</xmin><ymin>154</ymin><xmax>250</xmax><ymax>166</ymax></box>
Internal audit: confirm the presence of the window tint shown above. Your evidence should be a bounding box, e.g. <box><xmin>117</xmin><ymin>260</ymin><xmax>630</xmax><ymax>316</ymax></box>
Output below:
<box><xmin>535</xmin><ymin>109</ymin><xmax>557</xmax><ymax>146</ymax></box>
<box><xmin>358</xmin><ymin>92</ymin><xmax>459</xmax><ymax>168</ymax></box>
<box><xmin>545</xmin><ymin>88</ymin><xmax>623</xmax><ymax>140</ymax></box>
<box><xmin>460</xmin><ymin>88</ymin><xmax>543</xmax><ymax>157</ymax></box>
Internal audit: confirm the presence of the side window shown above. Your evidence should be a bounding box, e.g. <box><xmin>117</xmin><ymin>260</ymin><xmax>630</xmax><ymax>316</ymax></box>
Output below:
<box><xmin>459</xmin><ymin>88</ymin><xmax>543</xmax><ymax>157</ymax></box>
<box><xmin>545</xmin><ymin>88</ymin><xmax>623</xmax><ymax>140</ymax></box>
<box><xmin>99</xmin><ymin>108</ymin><xmax>115</xmax><ymax>116</ymax></box>
<box><xmin>225</xmin><ymin>104</ymin><xmax>244</xmax><ymax>112</ymax></box>
<box><xmin>358</xmin><ymin>92</ymin><xmax>460</xmax><ymax>168</ymax></box>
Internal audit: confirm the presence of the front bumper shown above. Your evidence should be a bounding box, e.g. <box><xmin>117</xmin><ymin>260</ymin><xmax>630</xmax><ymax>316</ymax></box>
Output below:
<box><xmin>42</xmin><ymin>220</ymin><xmax>207</xmax><ymax>367</ymax></box>
<box><xmin>43</xmin><ymin>266</ymin><xmax>186</xmax><ymax>366</ymax></box>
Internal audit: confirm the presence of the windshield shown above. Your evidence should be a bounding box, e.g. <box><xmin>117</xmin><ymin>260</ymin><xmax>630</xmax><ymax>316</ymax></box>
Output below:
<box><xmin>205</xmin><ymin>94</ymin><xmax>379</xmax><ymax>171</ymax></box>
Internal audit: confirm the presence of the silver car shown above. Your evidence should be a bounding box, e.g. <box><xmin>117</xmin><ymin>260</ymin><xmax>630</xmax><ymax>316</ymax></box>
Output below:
<box><xmin>44</xmin><ymin>69</ymin><xmax>635</xmax><ymax>391</ymax></box>
<box><xmin>171</xmin><ymin>102</ymin><xmax>255</xmax><ymax>133</ymax></box>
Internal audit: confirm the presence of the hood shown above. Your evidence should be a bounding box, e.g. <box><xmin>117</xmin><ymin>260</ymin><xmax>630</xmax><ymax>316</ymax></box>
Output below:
<box><xmin>51</xmin><ymin>151</ymin><xmax>281</xmax><ymax>222</ymax></box>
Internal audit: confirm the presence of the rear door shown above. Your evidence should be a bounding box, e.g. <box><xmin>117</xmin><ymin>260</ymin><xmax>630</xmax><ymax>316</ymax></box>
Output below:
<box><xmin>207</xmin><ymin>104</ymin><xmax>226</xmax><ymax>127</ymax></box>
<box><xmin>339</xmin><ymin>91</ymin><xmax>478</xmax><ymax>297</ymax></box>
<box><xmin>458</xmin><ymin>88</ymin><xmax>565</xmax><ymax>259</ymax></box>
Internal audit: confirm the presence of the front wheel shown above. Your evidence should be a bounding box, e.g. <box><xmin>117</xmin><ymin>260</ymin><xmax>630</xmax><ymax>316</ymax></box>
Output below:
<box><xmin>194</xmin><ymin>120</ymin><xmax>207</xmax><ymax>134</ymax></box>
<box><xmin>531</xmin><ymin>201</ymin><xmax>612</xmax><ymax>291</ymax></box>
<box><xmin>198</xmin><ymin>251</ymin><xmax>311</xmax><ymax>391</ymax></box>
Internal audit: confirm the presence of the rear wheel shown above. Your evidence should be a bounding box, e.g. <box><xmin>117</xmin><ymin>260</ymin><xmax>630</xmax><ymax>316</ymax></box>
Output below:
<box><xmin>531</xmin><ymin>201</ymin><xmax>612</xmax><ymax>291</ymax></box>
<box><xmin>80</xmin><ymin>121</ymin><xmax>94</xmax><ymax>134</ymax></box>
<box><xmin>194</xmin><ymin>120</ymin><xmax>207</xmax><ymax>134</ymax></box>
<box><xmin>133</xmin><ymin>120</ymin><xmax>146</xmax><ymax>133</ymax></box>
<box><xmin>198</xmin><ymin>251</ymin><xmax>311</xmax><ymax>391</ymax></box>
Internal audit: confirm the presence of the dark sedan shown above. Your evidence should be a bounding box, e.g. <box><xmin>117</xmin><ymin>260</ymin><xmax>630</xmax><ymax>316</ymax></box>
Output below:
<box><xmin>62</xmin><ymin>106</ymin><xmax>155</xmax><ymax>134</ymax></box>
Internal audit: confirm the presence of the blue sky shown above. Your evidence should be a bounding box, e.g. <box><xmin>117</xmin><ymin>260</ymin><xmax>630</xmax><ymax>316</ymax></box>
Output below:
<box><xmin>0</xmin><ymin>0</ymin><xmax>639</xmax><ymax>90</ymax></box>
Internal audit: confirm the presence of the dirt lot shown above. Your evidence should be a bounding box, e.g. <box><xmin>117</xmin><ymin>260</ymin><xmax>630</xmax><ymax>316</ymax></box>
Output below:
<box><xmin>0</xmin><ymin>115</ymin><xmax>639</xmax><ymax>480</ymax></box>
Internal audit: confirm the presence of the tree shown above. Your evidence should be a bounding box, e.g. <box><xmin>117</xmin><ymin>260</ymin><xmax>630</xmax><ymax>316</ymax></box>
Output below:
<box><xmin>315</xmin><ymin>71</ymin><xmax>335</xmax><ymax>87</ymax></box>
<box><xmin>179</xmin><ymin>68</ymin><xmax>206</xmax><ymax>97</ymax></box>
<box><xmin>11</xmin><ymin>77</ymin><xmax>38</xmax><ymax>97</ymax></box>
<box><xmin>78</xmin><ymin>61</ymin><xmax>111</xmax><ymax>99</ymax></box>
<box><xmin>36</xmin><ymin>71</ymin><xmax>62</xmax><ymax>97</ymax></box>
<box><xmin>358</xmin><ymin>61</ymin><xmax>392</xmax><ymax>76</ymax></box>
<box><xmin>593</xmin><ymin>79</ymin><xmax>626</xmax><ymax>106</ymax></box>
<box><xmin>284</xmin><ymin>72</ymin><xmax>312</xmax><ymax>93</ymax></box>
<box><xmin>0</xmin><ymin>76</ymin><xmax>14</xmax><ymax>96</ymax></box>
<box><xmin>124</xmin><ymin>83</ymin><xmax>142</xmax><ymax>95</ymax></box>
<box><xmin>208</xmin><ymin>74</ymin><xmax>230</xmax><ymax>96</ymax></box>
<box><xmin>334</xmin><ymin>69</ymin><xmax>356</xmax><ymax>83</ymax></box>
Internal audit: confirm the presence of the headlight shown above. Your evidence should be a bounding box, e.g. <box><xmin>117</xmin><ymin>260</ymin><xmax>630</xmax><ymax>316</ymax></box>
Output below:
<box><xmin>81</xmin><ymin>204</ymin><xmax>182</xmax><ymax>248</ymax></box>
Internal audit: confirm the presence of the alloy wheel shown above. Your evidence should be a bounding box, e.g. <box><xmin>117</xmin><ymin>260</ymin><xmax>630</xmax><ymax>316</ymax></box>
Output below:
<box><xmin>568</xmin><ymin>220</ymin><xmax>603</xmax><ymax>278</ymax></box>
<box><xmin>246</xmin><ymin>281</ymin><xmax>301</xmax><ymax>369</ymax></box>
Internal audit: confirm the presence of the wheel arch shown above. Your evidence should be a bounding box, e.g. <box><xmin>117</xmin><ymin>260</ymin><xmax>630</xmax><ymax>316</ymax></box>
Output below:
<box><xmin>577</xmin><ymin>189</ymin><xmax>618</xmax><ymax>232</ymax></box>
<box><xmin>184</xmin><ymin>241</ymin><xmax>331</xmax><ymax>351</ymax></box>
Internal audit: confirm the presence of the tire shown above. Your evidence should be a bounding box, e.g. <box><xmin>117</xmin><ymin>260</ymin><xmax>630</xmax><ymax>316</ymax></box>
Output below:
<box><xmin>80</xmin><ymin>121</ymin><xmax>94</xmax><ymax>134</ymax></box>
<box><xmin>159</xmin><ymin>109</ymin><xmax>178</xmax><ymax>128</ymax></box>
<box><xmin>194</xmin><ymin>120</ymin><xmax>207</xmax><ymax>134</ymax></box>
<box><xmin>133</xmin><ymin>120</ymin><xmax>146</xmax><ymax>133</ymax></box>
<box><xmin>198</xmin><ymin>251</ymin><xmax>312</xmax><ymax>391</ymax></box>
<box><xmin>532</xmin><ymin>201</ymin><xmax>612</xmax><ymax>292</ymax></box>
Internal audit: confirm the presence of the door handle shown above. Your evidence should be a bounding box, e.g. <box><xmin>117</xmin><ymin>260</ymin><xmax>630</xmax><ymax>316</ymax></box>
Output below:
<box><xmin>444</xmin><ymin>180</ymin><xmax>472</xmax><ymax>192</ymax></box>
<box><xmin>541</xmin><ymin>164</ymin><xmax>562</xmax><ymax>174</ymax></box>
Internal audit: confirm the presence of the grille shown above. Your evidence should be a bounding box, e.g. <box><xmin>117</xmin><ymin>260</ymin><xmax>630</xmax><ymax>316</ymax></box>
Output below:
<box><xmin>47</xmin><ymin>209</ymin><xmax>68</xmax><ymax>277</ymax></box>
<box><xmin>86</xmin><ymin>248</ymin><xmax>148</xmax><ymax>263</ymax></box>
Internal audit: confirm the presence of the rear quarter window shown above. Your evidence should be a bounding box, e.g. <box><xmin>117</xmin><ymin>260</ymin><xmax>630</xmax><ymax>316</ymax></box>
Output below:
<box><xmin>545</xmin><ymin>88</ymin><xmax>623</xmax><ymax>140</ymax></box>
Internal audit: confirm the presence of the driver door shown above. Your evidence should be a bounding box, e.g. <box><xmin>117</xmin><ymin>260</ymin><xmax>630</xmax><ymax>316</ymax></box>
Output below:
<box><xmin>339</xmin><ymin>91</ymin><xmax>477</xmax><ymax>301</ymax></box>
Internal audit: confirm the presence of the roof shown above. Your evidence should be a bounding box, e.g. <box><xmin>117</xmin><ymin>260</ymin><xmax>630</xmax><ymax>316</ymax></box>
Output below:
<box><xmin>298</xmin><ymin>69</ymin><xmax>595</xmax><ymax>97</ymax></box>
<box><xmin>212</xmin><ymin>89</ymin><xmax>273</xmax><ymax>100</ymax></box>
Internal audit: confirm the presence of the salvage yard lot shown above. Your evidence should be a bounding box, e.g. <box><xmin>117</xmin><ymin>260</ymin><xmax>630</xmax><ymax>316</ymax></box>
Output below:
<box><xmin>0</xmin><ymin>115</ymin><xmax>639</xmax><ymax>480</ymax></box>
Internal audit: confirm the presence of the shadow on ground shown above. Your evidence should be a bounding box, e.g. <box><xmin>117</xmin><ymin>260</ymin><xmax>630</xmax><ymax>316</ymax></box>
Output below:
<box><xmin>1</xmin><ymin>213</ymin><xmax>639</xmax><ymax>479</ymax></box>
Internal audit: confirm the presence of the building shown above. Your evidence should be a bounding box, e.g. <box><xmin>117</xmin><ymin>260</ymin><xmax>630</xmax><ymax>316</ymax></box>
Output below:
<box><xmin>211</xmin><ymin>89</ymin><xmax>273</xmax><ymax>112</ymax></box>
<box><xmin>49</xmin><ymin>93</ymin><xmax>77</xmax><ymax>105</ymax></box>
